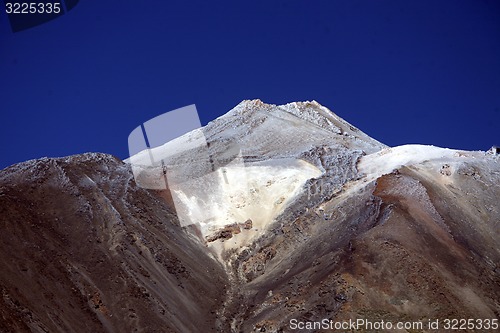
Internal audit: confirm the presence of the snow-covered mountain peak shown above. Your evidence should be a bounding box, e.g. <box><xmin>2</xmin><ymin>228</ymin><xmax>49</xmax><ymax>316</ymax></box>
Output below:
<box><xmin>204</xmin><ymin>100</ymin><xmax>386</xmax><ymax>160</ymax></box>
<box><xmin>2</xmin><ymin>102</ymin><xmax>499</xmax><ymax>332</ymax></box>
<box><xmin>128</xmin><ymin>100</ymin><xmax>387</xmax><ymax>252</ymax></box>
<box><xmin>218</xmin><ymin>99</ymin><xmax>368</xmax><ymax>138</ymax></box>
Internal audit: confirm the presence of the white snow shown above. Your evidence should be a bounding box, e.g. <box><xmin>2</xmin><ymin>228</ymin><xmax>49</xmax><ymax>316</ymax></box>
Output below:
<box><xmin>358</xmin><ymin>144</ymin><xmax>461</xmax><ymax>180</ymax></box>
<box><xmin>128</xmin><ymin>128</ymin><xmax>207</xmax><ymax>168</ymax></box>
<box><xmin>171</xmin><ymin>158</ymin><xmax>322</xmax><ymax>241</ymax></box>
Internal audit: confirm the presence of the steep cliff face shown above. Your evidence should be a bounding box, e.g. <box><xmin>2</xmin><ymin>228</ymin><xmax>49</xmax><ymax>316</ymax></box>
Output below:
<box><xmin>0</xmin><ymin>101</ymin><xmax>499</xmax><ymax>332</ymax></box>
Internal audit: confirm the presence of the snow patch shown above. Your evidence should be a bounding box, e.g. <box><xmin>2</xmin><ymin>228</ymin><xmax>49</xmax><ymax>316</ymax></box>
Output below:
<box><xmin>358</xmin><ymin>145</ymin><xmax>461</xmax><ymax>180</ymax></box>
<box><xmin>172</xmin><ymin>158</ymin><xmax>322</xmax><ymax>243</ymax></box>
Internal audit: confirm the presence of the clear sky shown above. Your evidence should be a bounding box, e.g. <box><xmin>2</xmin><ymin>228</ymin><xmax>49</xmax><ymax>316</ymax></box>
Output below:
<box><xmin>1</xmin><ymin>0</ymin><xmax>499</xmax><ymax>169</ymax></box>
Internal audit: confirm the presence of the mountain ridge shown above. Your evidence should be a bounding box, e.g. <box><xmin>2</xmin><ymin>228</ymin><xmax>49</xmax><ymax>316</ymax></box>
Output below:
<box><xmin>1</xmin><ymin>100</ymin><xmax>499</xmax><ymax>332</ymax></box>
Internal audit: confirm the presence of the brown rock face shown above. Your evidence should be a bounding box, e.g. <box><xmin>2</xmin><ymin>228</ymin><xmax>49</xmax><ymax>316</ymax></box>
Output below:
<box><xmin>0</xmin><ymin>154</ymin><xmax>228</xmax><ymax>333</ymax></box>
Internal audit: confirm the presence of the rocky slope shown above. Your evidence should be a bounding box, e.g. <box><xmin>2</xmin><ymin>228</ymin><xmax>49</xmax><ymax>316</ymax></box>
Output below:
<box><xmin>0</xmin><ymin>100</ymin><xmax>499</xmax><ymax>332</ymax></box>
<box><xmin>0</xmin><ymin>154</ymin><xmax>228</xmax><ymax>332</ymax></box>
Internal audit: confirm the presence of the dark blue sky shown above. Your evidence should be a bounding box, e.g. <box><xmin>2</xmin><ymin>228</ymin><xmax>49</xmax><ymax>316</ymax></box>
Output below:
<box><xmin>1</xmin><ymin>0</ymin><xmax>499</xmax><ymax>169</ymax></box>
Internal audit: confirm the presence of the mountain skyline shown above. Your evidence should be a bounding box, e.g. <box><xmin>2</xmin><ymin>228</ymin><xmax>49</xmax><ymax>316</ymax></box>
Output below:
<box><xmin>1</xmin><ymin>100</ymin><xmax>498</xmax><ymax>332</ymax></box>
<box><xmin>1</xmin><ymin>1</ymin><xmax>500</xmax><ymax>169</ymax></box>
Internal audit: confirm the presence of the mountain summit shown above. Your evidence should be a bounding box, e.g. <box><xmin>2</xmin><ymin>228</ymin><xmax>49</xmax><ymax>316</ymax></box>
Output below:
<box><xmin>128</xmin><ymin>100</ymin><xmax>388</xmax><ymax>254</ymax></box>
<box><xmin>1</xmin><ymin>101</ymin><xmax>499</xmax><ymax>332</ymax></box>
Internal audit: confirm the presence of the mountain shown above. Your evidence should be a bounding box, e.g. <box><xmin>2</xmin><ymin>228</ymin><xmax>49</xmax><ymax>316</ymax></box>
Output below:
<box><xmin>0</xmin><ymin>100</ymin><xmax>499</xmax><ymax>332</ymax></box>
